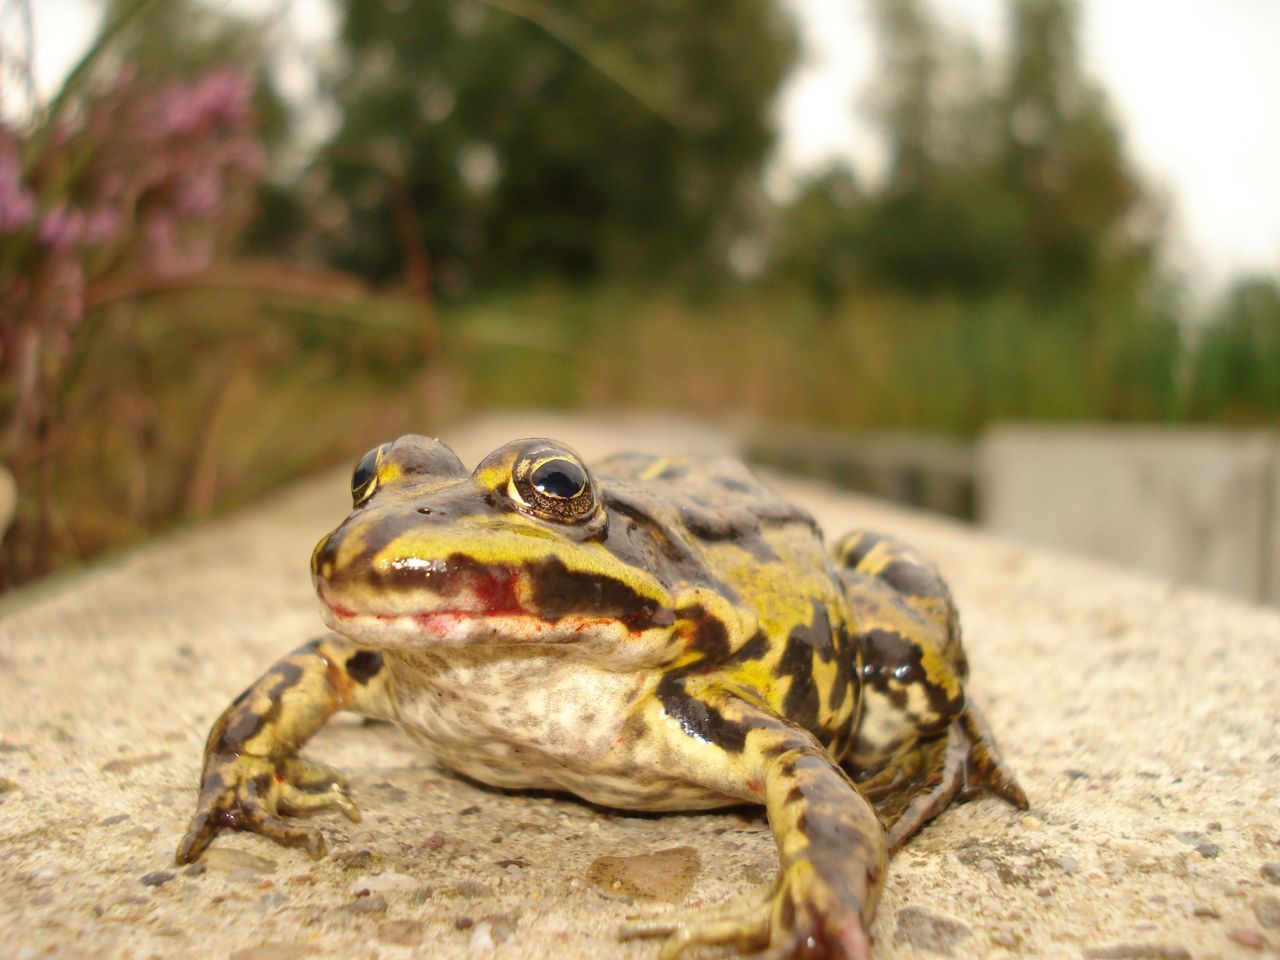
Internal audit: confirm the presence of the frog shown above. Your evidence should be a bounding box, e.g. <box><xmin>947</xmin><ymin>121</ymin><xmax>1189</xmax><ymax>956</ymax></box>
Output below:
<box><xmin>176</xmin><ymin>435</ymin><xmax>1027</xmax><ymax>959</ymax></box>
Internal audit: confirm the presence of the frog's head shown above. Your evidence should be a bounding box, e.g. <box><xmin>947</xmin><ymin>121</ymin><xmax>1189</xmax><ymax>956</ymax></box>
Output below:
<box><xmin>312</xmin><ymin>435</ymin><xmax>680</xmax><ymax>667</ymax></box>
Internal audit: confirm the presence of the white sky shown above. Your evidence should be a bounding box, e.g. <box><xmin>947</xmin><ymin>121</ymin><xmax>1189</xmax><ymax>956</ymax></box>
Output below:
<box><xmin>15</xmin><ymin>0</ymin><xmax>1280</xmax><ymax>291</ymax></box>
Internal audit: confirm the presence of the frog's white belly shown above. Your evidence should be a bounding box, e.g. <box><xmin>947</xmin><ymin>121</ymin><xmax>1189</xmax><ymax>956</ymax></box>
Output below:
<box><xmin>387</xmin><ymin>648</ymin><xmax>734</xmax><ymax>811</ymax></box>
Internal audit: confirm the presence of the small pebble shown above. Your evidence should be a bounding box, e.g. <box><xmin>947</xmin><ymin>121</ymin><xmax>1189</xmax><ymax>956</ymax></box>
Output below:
<box><xmin>1082</xmin><ymin>945</ymin><xmax>1190</xmax><ymax>959</ymax></box>
<box><xmin>424</xmin><ymin>833</ymin><xmax>447</xmax><ymax>850</ymax></box>
<box><xmin>892</xmin><ymin>906</ymin><xmax>972</xmax><ymax>954</ymax></box>
<box><xmin>1195</xmin><ymin>842</ymin><xmax>1220</xmax><ymax>858</ymax></box>
<box><xmin>378</xmin><ymin>919</ymin><xmax>425</xmax><ymax>946</ymax></box>
<box><xmin>1021</xmin><ymin>816</ymin><xmax>1043</xmax><ymax>830</ymax></box>
<box><xmin>1192</xmin><ymin>904</ymin><xmax>1220</xmax><ymax>918</ymax></box>
<box><xmin>485</xmin><ymin>912</ymin><xmax>518</xmax><ymax>943</ymax></box>
<box><xmin>1065</xmin><ymin>769</ymin><xmax>1091</xmax><ymax>780</ymax></box>
<box><xmin>98</xmin><ymin>814</ymin><xmax>129</xmax><ymax>826</ymax></box>
<box><xmin>345</xmin><ymin>893</ymin><xmax>388</xmax><ymax>915</ymax></box>
<box><xmin>141</xmin><ymin>871</ymin><xmax>174</xmax><ymax>887</ymax></box>
<box><xmin>349</xmin><ymin>872</ymin><xmax>419</xmax><ymax>894</ymax></box>
<box><xmin>469</xmin><ymin>922</ymin><xmax>495</xmax><ymax>951</ymax></box>
<box><xmin>333</xmin><ymin>849</ymin><xmax>374</xmax><ymax>869</ymax></box>
<box><xmin>455</xmin><ymin>916</ymin><xmax>474</xmax><ymax>930</ymax></box>
<box><xmin>452</xmin><ymin>880</ymin><xmax>494</xmax><ymax>900</ymax></box>
<box><xmin>1055</xmin><ymin>856</ymin><xmax>1079</xmax><ymax>873</ymax></box>
<box><xmin>1226</xmin><ymin>928</ymin><xmax>1266</xmax><ymax>950</ymax></box>
<box><xmin>1263</xmin><ymin>863</ymin><xmax>1280</xmax><ymax>885</ymax></box>
<box><xmin>183</xmin><ymin>863</ymin><xmax>207</xmax><ymax>878</ymax></box>
<box><xmin>253</xmin><ymin>893</ymin><xmax>289</xmax><ymax>911</ymax></box>
<box><xmin>990</xmin><ymin>930</ymin><xmax>1019</xmax><ymax>948</ymax></box>
<box><xmin>1253</xmin><ymin>895</ymin><xmax>1280</xmax><ymax>930</ymax></box>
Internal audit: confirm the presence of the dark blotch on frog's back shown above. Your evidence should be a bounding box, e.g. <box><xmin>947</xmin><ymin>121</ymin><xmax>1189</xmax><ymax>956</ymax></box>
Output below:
<box><xmin>656</xmin><ymin>673</ymin><xmax>751</xmax><ymax>753</ymax></box>
<box><xmin>861</xmin><ymin>627</ymin><xmax>959</xmax><ymax>725</ymax></box>
<box><xmin>771</xmin><ymin>601</ymin><xmax>831</xmax><ymax>721</ymax></box>
<box><xmin>878</xmin><ymin>559</ymin><xmax>951</xmax><ymax>602</ymax></box>
<box><xmin>777</xmin><ymin>634</ymin><xmax>820</xmax><ymax>732</ymax></box>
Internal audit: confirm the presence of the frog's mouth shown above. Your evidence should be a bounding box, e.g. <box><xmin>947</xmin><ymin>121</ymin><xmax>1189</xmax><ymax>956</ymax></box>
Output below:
<box><xmin>314</xmin><ymin>555</ymin><xmax>675</xmax><ymax>649</ymax></box>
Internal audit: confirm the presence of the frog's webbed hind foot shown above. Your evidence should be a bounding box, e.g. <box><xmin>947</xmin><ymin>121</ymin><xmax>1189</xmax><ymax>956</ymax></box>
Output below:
<box><xmin>622</xmin><ymin>863</ymin><xmax>872</xmax><ymax>960</ymax></box>
<box><xmin>863</xmin><ymin>706</ymin><xmax>1028</xmax><ymax>854</ymax></box>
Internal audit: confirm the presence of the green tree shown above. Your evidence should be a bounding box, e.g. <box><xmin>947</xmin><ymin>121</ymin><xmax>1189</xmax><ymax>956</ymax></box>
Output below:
<box><xmin>995</xmin><ymin>0</ymin><xmax>1158</xmax><ymax>298</ymax></box>
<box><xmin>811</xmin><ymin>0</ymin><xmax>1161</xmax><ymax>302</ymax></box>
<box><xmin>1191</xmin><ymin>276</ymin><xmax>1280</xmax><ymax>420</ymax></box>
<box><xmin>319</xmin><ymin>0</ymin><xmax>797</xmax><ymax>292</ymax></box>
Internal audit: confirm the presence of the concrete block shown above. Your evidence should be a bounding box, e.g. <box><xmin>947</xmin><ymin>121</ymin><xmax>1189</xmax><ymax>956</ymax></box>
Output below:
<box><xmin>979</xmin><ymin>425</ymin><xmax>1277</xmax><ymax>603</ymax></box>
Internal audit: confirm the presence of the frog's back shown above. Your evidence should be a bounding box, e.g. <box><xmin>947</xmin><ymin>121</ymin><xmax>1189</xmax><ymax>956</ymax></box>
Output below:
<box><xmin>596</xmin><ymin>452</ymin><xmax>862</xmax><ymax>755</ymax></box>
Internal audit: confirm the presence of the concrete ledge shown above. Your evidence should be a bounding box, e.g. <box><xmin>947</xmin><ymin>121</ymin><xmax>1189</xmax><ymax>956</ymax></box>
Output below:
<box><xmin>980</xmin><ymin>425</ymin><xmax>1279</xmax><ymax>606</ymax></box>
<box><xmin>2</xmin><ymin>415</ymin><xmax>1279</xmax><ymax>959</ymax></box>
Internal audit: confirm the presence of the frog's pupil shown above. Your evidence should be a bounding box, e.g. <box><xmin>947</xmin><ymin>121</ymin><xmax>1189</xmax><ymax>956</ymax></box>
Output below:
<box><xmin>531</xmin><ymin>459</ymin><xmax>585</xmax><ymax>499</ymax></box>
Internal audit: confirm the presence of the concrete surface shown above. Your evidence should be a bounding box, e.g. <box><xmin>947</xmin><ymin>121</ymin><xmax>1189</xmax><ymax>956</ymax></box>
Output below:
<box><xmin>2</xmin><ymin>413</ymin><xmax>1279</xmax><ymax>960</ymax></box>
<box><xmin>978</xmin><ymin>426</ymin><xmax>1279</xmax><ymax>606</ymax></box>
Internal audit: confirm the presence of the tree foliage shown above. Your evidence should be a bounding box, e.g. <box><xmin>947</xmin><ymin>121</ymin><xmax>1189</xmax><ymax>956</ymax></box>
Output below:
<box><xmin>782</xmin><ymin>0</ymin><xmax>1162</xmax><ymax>306</ymax></box>
<box><xmin>318</xmin><ymin>0</ymin><xmax>797</xmax><ymax>292</ymax></box>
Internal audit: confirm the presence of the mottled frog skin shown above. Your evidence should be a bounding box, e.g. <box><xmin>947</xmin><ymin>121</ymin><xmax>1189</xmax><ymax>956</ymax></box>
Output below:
<box><xmin>178</xmin><ymin>436</ymin><xmax>1027</xmax><ymax>959</ymax></box>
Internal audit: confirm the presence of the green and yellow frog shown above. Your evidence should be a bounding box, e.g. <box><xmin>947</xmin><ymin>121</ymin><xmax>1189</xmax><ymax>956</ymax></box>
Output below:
<box><xmin>177</xmin><ymin>435</ymin><xmax>1026</xmax><ymax>959</ymax></box>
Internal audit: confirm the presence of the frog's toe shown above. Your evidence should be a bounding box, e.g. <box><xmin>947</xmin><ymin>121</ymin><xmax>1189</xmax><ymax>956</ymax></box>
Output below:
<box><xmin>655</xmin><ymin>913</ymin><xmax>771</xmax><ymax>960</ymax></box>
<box><xmin>281</xmin><ymin>756</ymin><xmax>350</xmax><ymax>792</ymax></box>
<box><xmin>277</xmin><ymin>780</ymin><xmax>362</xmax><ymax>823</ymax></box>
<box><xmin>623</xmin><ymin>899</ymin><xmax>770</xmax><ymax>960</ymax></box>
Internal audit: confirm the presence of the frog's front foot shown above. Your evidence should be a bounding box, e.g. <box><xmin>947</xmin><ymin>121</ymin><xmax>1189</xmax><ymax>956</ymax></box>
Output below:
<box><xmin>623</xmin><ymin>862</ymin><xmax>871</xmax><ymax>960</ymax></box>
<box><xmin>176</xmin><ymin>753</ymin><xmax>360</xmax><ymax>864</ymax></box>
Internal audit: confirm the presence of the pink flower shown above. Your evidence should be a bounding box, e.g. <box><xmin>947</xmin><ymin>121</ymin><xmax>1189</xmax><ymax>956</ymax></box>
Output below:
<box><xmin>192</xmin><ymin>69</ymin><xmax>252</xmax><ymax>128</ymax></box>
<box><xmin>37</xmin><ymin>203</ymin><xmax>85</xmax><ymax>249</ymax></box>
<box><xmin>176</xmin><ymin>169</ymin><xmax>222</xmax><ymax>218</ymax></box>
<box><xmin>0</xmin><ymin>145</ymin><xmax>36</xmax><ymax>233</ymax></box>
<box><xmin>82</xmin><ymin>205</ymin><xmax>121</xmax><ymax>245</ymax></box>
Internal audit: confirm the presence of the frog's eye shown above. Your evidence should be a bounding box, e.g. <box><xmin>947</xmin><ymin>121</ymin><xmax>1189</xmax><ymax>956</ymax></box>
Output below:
<box><xmin>509</xmin><ymin>453</ymin><xmax>596</xmax><ymax>521</ymax></box>
<box><xmin>532</xmin><ymin>457</ymin><xmax>587</xmax><ymax>499</ymax></box>
<box><xmin>351</xmin><ymin>444</ymin><xmax>387</xmax><ymax>506</ymax></box>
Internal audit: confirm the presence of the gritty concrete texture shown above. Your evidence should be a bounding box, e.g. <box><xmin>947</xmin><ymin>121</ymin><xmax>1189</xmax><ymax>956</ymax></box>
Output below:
<box><xmin>978</xmin><ymin>425</ymin><xmax>1279</xmax><ymax>605</ymax></box>
<box><xmin>2</xmin><ymin>414</ymin><xmax>1279</xmax><ymax>960</ymax></box>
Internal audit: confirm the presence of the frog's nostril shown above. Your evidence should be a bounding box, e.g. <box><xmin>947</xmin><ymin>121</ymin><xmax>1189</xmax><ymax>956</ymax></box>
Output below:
<box><xmin>417</xmin><ymin>506</ymin><xmax>445</xmax><ymax>516</ymax></box>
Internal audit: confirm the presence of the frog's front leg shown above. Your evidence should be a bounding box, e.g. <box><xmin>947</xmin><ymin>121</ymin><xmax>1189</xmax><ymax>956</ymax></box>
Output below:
<box><xmin>175</xmin><ymin>634</ymin><xmax>393</xmax><ymax>864</ymax></box>
<box><xmin>628</xmin><ymin>688</ymin><xmax>885</xmax><ymax>960</ymax></box>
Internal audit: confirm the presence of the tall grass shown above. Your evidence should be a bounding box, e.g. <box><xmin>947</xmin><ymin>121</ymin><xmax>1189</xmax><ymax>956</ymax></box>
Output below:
<box><xmin>439</xmin><ymin>285</ymin><xmax>1188</xmax><ymax>434</ymax></box>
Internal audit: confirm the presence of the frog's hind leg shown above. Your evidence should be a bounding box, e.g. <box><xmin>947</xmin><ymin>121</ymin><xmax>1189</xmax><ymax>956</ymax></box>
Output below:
<box><xmin>834</xmin><ymin>529</ymin><xmax>1027</xmax><ymax>850</ymax></box>
<box><xmin>875</xmin><ymin>725</ymin><xmax>966</xmax><ymax>852</ymax></box>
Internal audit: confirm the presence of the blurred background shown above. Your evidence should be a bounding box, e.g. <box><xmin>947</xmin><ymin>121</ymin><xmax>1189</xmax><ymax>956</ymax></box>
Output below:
<box><xmin>1</xmin><ymin>0</ymin><xmax>1277</xmax><ymax>601</ymax></box>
